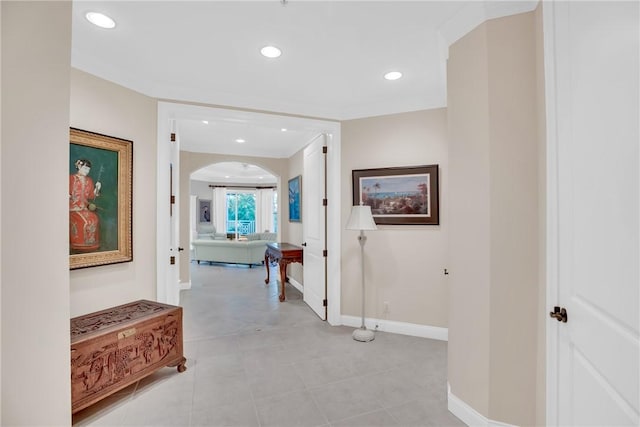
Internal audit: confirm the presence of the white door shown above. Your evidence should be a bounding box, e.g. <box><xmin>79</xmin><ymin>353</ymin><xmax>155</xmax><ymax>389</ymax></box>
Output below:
<box><xmin>302</xmin><ymin>134</ymin><xmax>327</xmax><ymax>320</ymax></box>
<box><xmin>156</xmin><ymin>111</ymin><xmax>181</xmax><ymax>306</ymax></box>
<box><xmin>168</xmin><ymin>128</ymin><xmax>181</xmax><ymax>305</ymax></box>
<box><xmin>545</xmin><ymin>2</ymin><xmax>639</xmax><ymax>425</ymax></box>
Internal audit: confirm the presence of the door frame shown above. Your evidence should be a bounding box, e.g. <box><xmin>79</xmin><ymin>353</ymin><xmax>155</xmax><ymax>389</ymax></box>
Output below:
<box><xmin>156</xmin><ymin>102</ymin><xmax>342</xmax><ymax>325</ymax></box>
<box><xmin>542</xmin><ymin>1</ymin><xmax>560</xmax><ymax>422</ymax></box>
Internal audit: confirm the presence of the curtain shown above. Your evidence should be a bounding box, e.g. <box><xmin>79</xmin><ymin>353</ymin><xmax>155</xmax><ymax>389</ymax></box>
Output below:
<box><xmin>213</xmin><ymin>187</ymin><xmax>227</xmax><ymax>234</ymax></box>
<box><xmin>255</xmin><ymin>188</ymin><xmax>274</xmax><ymax>233</ymax></box>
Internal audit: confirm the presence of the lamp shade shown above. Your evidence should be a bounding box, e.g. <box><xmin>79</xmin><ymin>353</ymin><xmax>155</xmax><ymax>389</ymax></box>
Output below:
<box><xmin>346</xmin><ymin>205</ymin><xmax>377</xmax><ymax>231</ymax></box>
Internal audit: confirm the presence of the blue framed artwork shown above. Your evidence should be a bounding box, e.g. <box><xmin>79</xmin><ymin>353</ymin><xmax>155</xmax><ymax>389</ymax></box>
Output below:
<box><xmin>288</xmin><ymin>175</ymin><xmax>301</xmax><ymax>222</ymax></box>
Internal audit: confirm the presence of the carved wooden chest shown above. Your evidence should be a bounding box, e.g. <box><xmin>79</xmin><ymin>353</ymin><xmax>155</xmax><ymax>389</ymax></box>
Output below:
<box><xmin>70</xmin><ymin>300</ymin><xmax>186</xmax><ymax>414</ymax></box>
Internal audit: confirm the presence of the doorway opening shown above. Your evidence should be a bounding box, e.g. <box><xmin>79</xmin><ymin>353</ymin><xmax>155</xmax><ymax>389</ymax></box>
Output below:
<box><xmin>157</xmin><ymin>101</ymin><xmax>342</xmax><ymax>325</ymax></box>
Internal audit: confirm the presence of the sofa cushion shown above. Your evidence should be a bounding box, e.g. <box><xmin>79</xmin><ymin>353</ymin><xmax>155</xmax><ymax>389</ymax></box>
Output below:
<box><xmin>246</xmin><ymin>233</ymin><xmax>261</xmax><ymax>241</ymax></box>
<box><xmin>260</xmin><ymin>232</ymin><xmax>276</xmax><ymax>241</ymax></box>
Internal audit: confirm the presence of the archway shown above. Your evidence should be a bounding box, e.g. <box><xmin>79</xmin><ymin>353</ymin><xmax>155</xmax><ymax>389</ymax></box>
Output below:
<box><xmin>188</xmin><ymin>161</ymin><xmax>279</xmax><ymax>264</ymax></box>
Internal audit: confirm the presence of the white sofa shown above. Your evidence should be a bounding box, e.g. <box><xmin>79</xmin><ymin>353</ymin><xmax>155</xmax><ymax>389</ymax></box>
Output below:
<box><xmin>194</xmin><ymin>224</ymin><xmax>227</xmax><ymax>240</ymax></box>
<box><xmin>192</xmin><ymin>232</ymin><xmax>276</xmax><ymax>267</ymax></box>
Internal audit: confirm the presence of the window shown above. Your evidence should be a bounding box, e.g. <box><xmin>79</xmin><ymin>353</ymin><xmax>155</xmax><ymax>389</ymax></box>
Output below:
<box><xmin>226</xmin><ymin>191</ymin><xmax>256</xmax><ymax>238</ymax></box>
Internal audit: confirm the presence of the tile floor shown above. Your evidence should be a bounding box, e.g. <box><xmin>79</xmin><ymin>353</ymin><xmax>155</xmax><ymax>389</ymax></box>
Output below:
<box><xmin>73</xmin><ymin>262</ymin><xmax>464</xmax><ymax>427</ymax></box>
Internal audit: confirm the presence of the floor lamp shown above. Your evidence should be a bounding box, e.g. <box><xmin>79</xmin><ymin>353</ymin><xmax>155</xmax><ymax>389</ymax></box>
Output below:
<box><xmin>346</xmin><ymin>204</ymin><xmax>377</xmax><ymax>342</ymax></box>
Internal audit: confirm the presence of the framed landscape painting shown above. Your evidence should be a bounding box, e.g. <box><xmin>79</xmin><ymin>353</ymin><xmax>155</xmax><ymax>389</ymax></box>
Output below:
<box><xmin>352</xmin><ymin>165</ymin><xmax>439</xmax><ymax>225</ymax></box>
<box><xmin>288</xmin><ymin>175</ymin><xmax>301</xmax><ymax>222</ymax></box>
<box><xmin>69</xmin><ymin>128</ymin><xmax>133</xmax><ymax>269</ymax></box>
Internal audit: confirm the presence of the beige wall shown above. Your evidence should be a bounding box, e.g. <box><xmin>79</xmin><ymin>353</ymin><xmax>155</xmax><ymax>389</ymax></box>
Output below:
<box><xmin>447</xmin><ymin>18</ymin><xmax>492</xmax><ymax>417</ymax></box>
<box><xmin>179</xmin><ymin>151</ymin><xmax>288</xmax><ymax>283</ymax></box>
<box><xmin>69</xmin><ymin>69</ymin><xmax>158</xmax><ymax>317</ymax></box>
<box><xmin>341</xmin><ymin>109</ymin><xmax>449</xmax><ymax>327</ymax></box>
<box><xmin>447</xmin><ymin>10</ymin><xmax>543</xmax><ymax>426</ymax></box>
<box><xmin>534</xmin><ymin>4</ymin><xmax>547</xmax><ymax>427</ymax></box>
<box><xmin>1</xmin><ymin>2</ymin><xmax>72</xmax><ymax>424</ymax></box>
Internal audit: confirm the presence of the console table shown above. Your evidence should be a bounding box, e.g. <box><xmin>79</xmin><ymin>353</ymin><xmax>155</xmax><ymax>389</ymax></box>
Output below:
<box><xmin>264</xmin><ymin>242</ymin><xmax>303</xmax><ymax>301</ymax></box>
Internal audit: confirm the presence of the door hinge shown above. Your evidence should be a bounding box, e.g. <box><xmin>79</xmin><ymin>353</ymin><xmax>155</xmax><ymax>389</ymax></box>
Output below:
<box><xmin>322</xmin><ymin>249</ymin><xmax>327</xmax><ymax>257</ymax></box>
<box><xmin>323</xmin><ymin>299</ymin><xmax>327</xmax><ymax>307</ymax></box>
<box><xmin>170</xmin><ymin>195</ymin><xmax>175</xmax><ymax>204</ymax></box>
<box><xmin>170</xmin><ymin>133</ymin><xmax>176</xmax><ymax>142</ymax></box>
<box><xmin>322</xmin><ymin>146</ymin><xmax>327</xmax><ymax>154</ymax></box>
<box><xmin>170</xmin><ymin>256</ymin><xmax>175</xmax><ymax>265</ymax></box>
<box><xmin>549</xmin><ymin>306</ymin><xmax>568</xmax><ymax>323</ymax></box>
<box><xmin>322</xmin><ymin>198</ymin><xmax>327</xmax><ymax>206</ymax></box>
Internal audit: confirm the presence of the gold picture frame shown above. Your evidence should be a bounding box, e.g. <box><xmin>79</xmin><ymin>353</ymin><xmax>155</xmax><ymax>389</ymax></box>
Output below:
<box><xmin>69</xmin><ymin>128</ymin><xmax>133</xmax><ymax>269</ymax></box>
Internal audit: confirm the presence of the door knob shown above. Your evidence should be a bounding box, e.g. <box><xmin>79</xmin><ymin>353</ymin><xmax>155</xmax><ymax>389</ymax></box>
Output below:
<box><xmin>549</xmin><ymin>306</ymin><xmax>568</xmax><ymax>323</ymax></box>
<box><xmin>177</xmin><ymin>247</ymin><xmax>184</xmax><ymax>252</ymax></box>
<box><xmin>301</xmin><ymin>242</ymin><xmax>307</xmax><ymax>246</ymax></box>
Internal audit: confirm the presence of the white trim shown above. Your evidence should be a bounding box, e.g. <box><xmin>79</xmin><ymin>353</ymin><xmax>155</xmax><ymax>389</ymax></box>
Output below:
<box><xmin>287</xmin><ymin>277</ymin><xmax>303</xmax><ymax>295</ymax></box>
<box><xmin>179</xmin><ymin>281</ymin><xmax>191</xmax><ymax>291</ymax></box>
<box><xmin>341</xmin><ymin>315</ymin><xmax>448</xmax><ymax>341</ymax></box>
<box><xmin>542</xmin><ymin>2</ymin><xmax>562</xmax><ymax>425</ymax></box>
<box><xmin>325</xmin><ymin>131</ymin><xmax>341</xmax><ymax>326</ymax></box>
<box><xmin>447</xmin><ymin>383</ymin><xmax>519</xmax><ymax>427</ymax></box>
<box><xmin>156</xmin><ymin>103</ymin><xmax>171</xmax><ymax>304</ymax></box>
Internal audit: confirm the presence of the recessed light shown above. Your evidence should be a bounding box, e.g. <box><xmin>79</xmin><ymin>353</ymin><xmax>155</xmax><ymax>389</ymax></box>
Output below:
<box><xmin>384</xmin><ymin>71</ymin><xmax>403</xmax><ymax>81</ymax></box>
<box><xmin>281</xmin><ymin>128</ymin><xmax>287</xmax><ymax>132</ymax></box>
<box><xmin>225</xmin><ymin>175</ymin><xmax>230</xmax><ymax>179</ymax></box>
<box><xmin>259</xmin><ymin>176</ymin><xmax>264</xmax><ymax>180</ymax></box>
<box><xmin>261</xmin><ymin>46</ymin><xmax>282</xmax><ymax>58</ymax></box>
<box><xmin>235</xmin><ymin>139</ymin><xmax>245</xmax><ymax>143</ymax></box>
<box><xmin>86</xmin><ymin>12</ymin><xmax>116</xmax><ymax>29</ymax></box>
<box><xmin>202</xmin><ymin>120</ymin><xmax>209</xmax><ymax>124</ymax></box>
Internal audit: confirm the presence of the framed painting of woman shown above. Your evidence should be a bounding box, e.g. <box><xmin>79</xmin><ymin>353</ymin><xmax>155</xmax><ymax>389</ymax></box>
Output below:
<box><xmin>69</xmin><ymin>128</ymin><xmax>133</xmax><ymax>269</ymax></box>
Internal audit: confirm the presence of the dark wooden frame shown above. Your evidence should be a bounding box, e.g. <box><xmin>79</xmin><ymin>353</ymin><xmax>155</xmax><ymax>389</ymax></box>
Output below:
<box><xmin>70</xmin><ymin>128</ymin><xmax>133</xmax><ymax>269</ymax></box>
<box><xmin>198</xmin><ymin>198</ymin><xmax>212</xmax><ymax>224</ymax></box>
<box><xmin>352</xmin><ymin>165</ymin><xmax>439</xmax><ymax>225</ymax></box>
<box><xmin>288</xmin><ymin>175</ymin><xmax>302</xmax><ymax>222</ymax></box>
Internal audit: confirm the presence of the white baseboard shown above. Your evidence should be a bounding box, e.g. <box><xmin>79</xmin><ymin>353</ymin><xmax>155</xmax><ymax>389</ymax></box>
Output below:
<box><xmin>287</xmin><ymin>277</ymin><xmax>303</xmax><ymax>294</ymax></box>
<box><xmin>447</xmin><ymin>383</ymin><xmax>518</xmax><ymax>427</ymax></box>
<box><xmin>340</xmin><ymin>315</ymin><xmax>448</xmax><ymax>341</ymax></box>
<box><xmin>179</xmin><ymin>281</ymin><xmax>191</xmax><ymax>291</ymax></box>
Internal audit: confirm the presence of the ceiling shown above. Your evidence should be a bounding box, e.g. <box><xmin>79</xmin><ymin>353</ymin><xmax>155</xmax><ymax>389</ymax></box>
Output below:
<box><xmin>71</xmin><ymin>1</ymin><xmax>537</xmax><ymax>178</ymax></box>
<box><xmin>190</xmin><ymin>161</ymin><xmax>277</xmax><ymax>185</ymax></box>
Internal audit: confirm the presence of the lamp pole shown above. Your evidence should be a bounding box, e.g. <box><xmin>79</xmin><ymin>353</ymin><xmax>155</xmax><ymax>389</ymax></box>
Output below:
<box><xmin>346</xmin><ymin>204</ymin><xmax>376</xmax><ymax>342</ymax></box>
<box><xmin>358</xmin><ymin>231</ymin><xmax>366</xmax><ymax>329</ymax></box>
<box><xmin>353</xmin><ymin>229</ymin><xmax>374</xmax><ymax>342</ymax></box>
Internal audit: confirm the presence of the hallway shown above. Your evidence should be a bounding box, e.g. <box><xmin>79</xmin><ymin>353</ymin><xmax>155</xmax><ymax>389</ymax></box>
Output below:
<box><xmin>73</xmin><ymin>262</ymin><xmax>463</xmax><ymax>426</ymax></box>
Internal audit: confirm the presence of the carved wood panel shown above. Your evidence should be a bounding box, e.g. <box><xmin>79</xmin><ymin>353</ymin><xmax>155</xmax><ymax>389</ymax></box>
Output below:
<box><xmin>71</xmin><ymin>300</ymin><xmax>186</xmax><ymax>414</ymax></box>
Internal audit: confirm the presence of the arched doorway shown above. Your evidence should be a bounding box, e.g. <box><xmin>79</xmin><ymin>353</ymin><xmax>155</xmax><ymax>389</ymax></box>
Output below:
<box><xmin>189</xmin><ymin>161</ymin><xmax>278</xmax><ymax>260</ymax></box>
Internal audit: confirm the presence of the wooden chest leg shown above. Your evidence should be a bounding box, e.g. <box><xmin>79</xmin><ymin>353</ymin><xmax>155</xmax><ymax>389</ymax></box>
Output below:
<box><xmin>168</xmin><ymin>356</ymin><xmax>187</xmax><ymax>373</ymax></box>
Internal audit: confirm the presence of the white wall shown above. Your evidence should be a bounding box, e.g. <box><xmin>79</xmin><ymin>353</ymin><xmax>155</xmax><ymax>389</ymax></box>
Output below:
<box><xmin>341</xmin><ymin>109</ymin><xmax>449</xmax><ymax>328</ymax></box>
<box><xmin>191</xmin><ymin>180</ymin><xmax>213</xmax><ymax>201</ymax></box>
<box><xmin>0</xmin><ymin>2</ymin><xmax>4</xmax><ymax>421</ymax></box>
<box><xmin>1</xmin><ymin>2</ymin><xmax>72</xmax><ymax>424</ymax></box>
<box><xmin>69</xmin><ymin>69</ymin><xmax>158</xmax><ymax>317</ymax></box>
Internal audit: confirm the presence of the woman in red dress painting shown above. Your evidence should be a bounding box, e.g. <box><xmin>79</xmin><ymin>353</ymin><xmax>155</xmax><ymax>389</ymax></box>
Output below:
<box><xmin>69</xmin><ymin>159</ymin><xmax>102</xmax><ymax>252</ymax></box>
